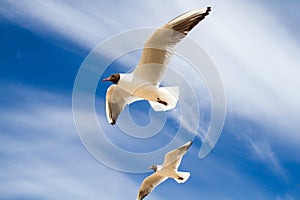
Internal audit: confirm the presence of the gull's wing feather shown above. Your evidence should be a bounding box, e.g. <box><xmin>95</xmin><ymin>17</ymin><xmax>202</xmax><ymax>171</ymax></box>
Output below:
<box><xmin>133</xmin><ymin>7</ymin><xmax>211</xmax><ymax>84</ymax></box>
<box><xmin>162</xmin><ymin>141</ymin><xmax>193</xmax><ymax>169</ymax></box>
<box><xmin>106</xmin><ymin>85</ymin><xmax>140</xmax><ymax>125</ymax></box>
<box><xmin>137</xmin><ymin>173</ymin><xmax>168</xmax><ymax>200</ymax></box>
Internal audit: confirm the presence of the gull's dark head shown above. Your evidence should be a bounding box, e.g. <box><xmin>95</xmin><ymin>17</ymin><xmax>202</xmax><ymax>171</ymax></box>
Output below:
<box><xmin>102</xmin><ymin>73</ymin><xmax>120</xmax><ymax>84</ymax></box>
<box><xmin>149</xmin><ymin>165</ymin><xmax>158</xmax><ymax>172</ymax></box>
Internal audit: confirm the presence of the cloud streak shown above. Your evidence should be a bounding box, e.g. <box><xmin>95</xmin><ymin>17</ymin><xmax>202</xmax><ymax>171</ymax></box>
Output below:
<box><xmin>0</xmin><ymin>85</ymin><xmax>148</xmax><ymax>200</ymax></box>
<box><xmin>197</xmin><ymin>0</ymin><xmax>300</xmax><ymax>134</ymax></box>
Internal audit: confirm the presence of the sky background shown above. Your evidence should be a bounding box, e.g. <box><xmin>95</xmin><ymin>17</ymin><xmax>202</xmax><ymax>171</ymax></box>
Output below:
<box><xmin>1</xmin><ymin>0</ymin><xmax>300</xmax><ymax>199</ymax></box>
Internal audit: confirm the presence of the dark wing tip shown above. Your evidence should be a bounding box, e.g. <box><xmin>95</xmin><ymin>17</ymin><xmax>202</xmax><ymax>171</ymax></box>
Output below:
<box><xmin>187</xmin><ymin>140</ymin><xmax>193</xmax><ymax>149</ymax></box>
<box><xmin>200</xmin><ymin>6</ymin><xmax>212</xmax><ymax>18</ymax></box>
<box><xmin>110</xmin><ymin>119</ymin><xmax>116</xmax><ymax>125</ymax></box>
<box><xmin>168</xmin><ymin>7</ymin><xmax>212</xmax><ymax>35</ymax></box>
<box><xmin>176</xmin><ymin>140</ymin><xmax>193</xmax><ymax>153</ymax></box>
<box><xmin>183</xmin><ymin>141</ymin><xmax>193</xmax><ymax>152</ymax></box>
<box><xmin>138</xmin><ymin>190</ymin><xmax>150</xmax><ymax>200</ymax></box>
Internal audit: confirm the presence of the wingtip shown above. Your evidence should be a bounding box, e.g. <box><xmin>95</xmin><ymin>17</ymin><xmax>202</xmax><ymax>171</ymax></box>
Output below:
<box><xmin>110</xmin><ymin>119</ymin><xmax>116</xmax><ymax>125</ymax></box>
<box><xmin>183</xmin><ymin>141</ymin><xmax>193</xmax><ymax>150</ymax></box>
<box><xmin>203</xmin><ymin>6</ymin><xmax>211</xmax><ymax>16</ymax></box>
<box><xmin>195</xmin><ymin>6</ymin><xmax>211</xmax><ymax>17</ymax></box>
<box><xmin>181</xmin><ymin>140</ymin><xmax>193</xmax><ymax>150</ymax></box>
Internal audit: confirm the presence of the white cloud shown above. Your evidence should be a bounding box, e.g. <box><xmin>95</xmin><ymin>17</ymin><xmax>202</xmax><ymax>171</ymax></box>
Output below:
<box><xmin>177</xmin><ymin>148</ymin><xmax>273</xmax><ymax>199</ymax></box>
<box><xmin>242</xmin><ymin>132</ymin><xmax>287</xmax><ymax>178</ymax></box>
<box><xmin>0</xmin><ymin>85</ymin><xmax>152</xmax><ymax>200</ymax></box>
<box><xmin>1</xmin><ymin>0</ymin><xmax>114</xmax><ymax>50</ymax></box>
<box><xmin>196</xmin><ymin>1</ymin><xmax>300</xmax><ymax>134</ymax></box>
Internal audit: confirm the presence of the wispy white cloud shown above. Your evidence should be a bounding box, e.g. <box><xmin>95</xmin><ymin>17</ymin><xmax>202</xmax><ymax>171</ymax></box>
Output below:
<box><xmin>0</xmin><ymin>85</ymin><xmax>151</xmax><ymax>200</ymax></box>
<box><xmin>242</xmin><ymin>131</ymin><xmax>287</xmax><ymax>178</ymax></box>
<box><xmin>196</xmin><ymin>1</ymin><xmax>300</xmax><ymax>134</ymax></box>
<box><xmin>1</xmin><ymin>0</ymin><xmax>118</xmax><ymax>50</ymax></box>
<box><xmin>173</xmin><ymin>147</ymin><xmax>274</xmax><ymax>199</ymax></box>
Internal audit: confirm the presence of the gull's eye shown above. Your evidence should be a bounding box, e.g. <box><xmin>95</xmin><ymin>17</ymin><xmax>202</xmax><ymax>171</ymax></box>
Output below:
<box><xmin>111</xmin><ymin>75</ymin><xmax>115</xmax><ymax>78</ymax></box>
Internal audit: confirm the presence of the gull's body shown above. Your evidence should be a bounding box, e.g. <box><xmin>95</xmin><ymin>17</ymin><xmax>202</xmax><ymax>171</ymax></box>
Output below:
<box><xmin>103</xmin><ymin>7</ymin><xmax>211</xmax><ymax>125</ymax></box>
<box><xmin>136</xmin><ymin>141</ymin><xmax>193</xmax><ymax>200</ymax></box>
<box><xmin>117</xmin><ymin>73</ymin><xmax>164</xmax><ymax>103</ymax></box>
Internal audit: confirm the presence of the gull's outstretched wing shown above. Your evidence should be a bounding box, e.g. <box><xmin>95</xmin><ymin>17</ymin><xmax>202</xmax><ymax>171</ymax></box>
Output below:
<box><xmin>106</xmin><ymin>85</ymin><xmax>139</xmax><ymax>125</ymax></box>
<box><xmin>162</xmin><ymin>141</ymin><xmax>193</xmax><ymax>169</ymax></box>
<box><xmin>136</xmin><ymin>173</ymin><xmax>168</xmax><ymax>200</ymax></box>
<box><xmin>133</xmin><ymin>7</ymin><xmax>211</xmax><ymax>84</ymax></box>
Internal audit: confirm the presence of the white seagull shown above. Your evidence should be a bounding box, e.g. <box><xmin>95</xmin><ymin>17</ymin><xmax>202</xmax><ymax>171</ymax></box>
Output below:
<box><xmin>136</xmin><ymin>141</ymin><xmax>193</xmax><ymax>200</ymax></box>
<box><xmin>103</xmin><ymin>7</ymin><xmax>211</xmax><ymax>125</ymax></box>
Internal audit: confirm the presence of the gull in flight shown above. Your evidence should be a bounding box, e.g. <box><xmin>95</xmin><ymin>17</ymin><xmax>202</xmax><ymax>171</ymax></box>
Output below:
<box><xmin>103</xmin><ymin>7</ymin><xmax>211</xmax><ymax>125</ymax></box>
<box><xmin>136</xmin><ymin>141</ymin><xmax>193</xmax><ymax>200</ymax></box>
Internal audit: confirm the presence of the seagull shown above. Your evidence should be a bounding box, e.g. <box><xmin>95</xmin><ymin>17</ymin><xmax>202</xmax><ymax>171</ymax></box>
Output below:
<box><xmin>103</xmin><ymin>7</ymin><xmax>211</xmax><ymax>125</ymax></box>
<box><xmin>136</xmin><ymin>141</ymin><xmax>193</xmax><ymax>200</ymax></box>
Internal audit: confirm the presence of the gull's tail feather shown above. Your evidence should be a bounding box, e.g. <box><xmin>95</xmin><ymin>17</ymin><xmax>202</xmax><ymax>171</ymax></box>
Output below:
<box><xmin>174</xmin><ymin>171</ymin><xmax>190</xmax><ymax>183</ymax></box>
<box><xmin>149</xmin><ymin>86</ymin><xmax>179</xmax><ymax>111</ymax></box>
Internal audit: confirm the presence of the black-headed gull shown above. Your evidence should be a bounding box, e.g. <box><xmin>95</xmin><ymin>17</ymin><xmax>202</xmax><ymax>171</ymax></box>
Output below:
<box><xmin>103</xmin><ymin>7</ymin><xmax>211</xmax><ymax>125</ymax></box>
<box><xmin>136</xmin><ymin>141</ymin><xmax>193</xmax><ymax>200</ymax></box>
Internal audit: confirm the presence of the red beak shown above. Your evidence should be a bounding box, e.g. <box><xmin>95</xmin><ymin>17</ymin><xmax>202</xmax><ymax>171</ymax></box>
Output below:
<box><xmin>102</xmin><ymin>77</ymin><xmax>110</xmax><ymax>82</ymax></box>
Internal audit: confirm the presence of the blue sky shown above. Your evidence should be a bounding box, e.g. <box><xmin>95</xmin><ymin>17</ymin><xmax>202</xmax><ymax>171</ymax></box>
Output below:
<box><xmin>1</xmin><ymin>0</ymin><xmax>300</xmax><ymax>199</ymax></box>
